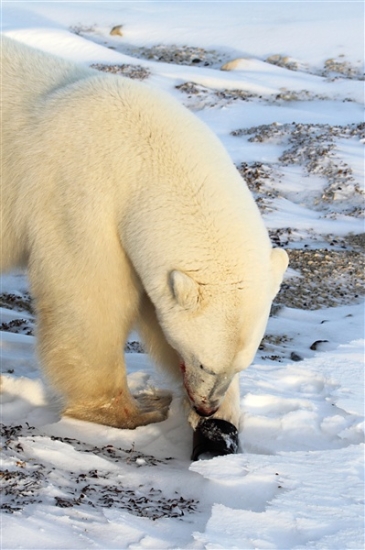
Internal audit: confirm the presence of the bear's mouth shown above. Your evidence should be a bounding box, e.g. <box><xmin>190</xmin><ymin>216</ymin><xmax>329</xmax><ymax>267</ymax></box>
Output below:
<box><xmin>179</xmin><ymin>361</ymin><xmax>219</xmax><ymax>417</ymax></box>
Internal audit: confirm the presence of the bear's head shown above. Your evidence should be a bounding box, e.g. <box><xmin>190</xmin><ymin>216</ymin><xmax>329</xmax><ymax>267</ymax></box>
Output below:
<box><xmin>156</xmin><ymin>248</ymin><xmax>288</xmax><ymax>417</ymax></box>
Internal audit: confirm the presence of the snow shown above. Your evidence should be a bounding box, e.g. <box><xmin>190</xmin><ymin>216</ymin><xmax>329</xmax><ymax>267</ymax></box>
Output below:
<box><xmin>1</xmin><ymin>2</ymin><xmax>364</xmax><ymax>549</ymax></box>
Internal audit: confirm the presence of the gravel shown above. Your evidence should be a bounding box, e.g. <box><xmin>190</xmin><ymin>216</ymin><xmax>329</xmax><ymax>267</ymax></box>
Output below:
<box><xmin>234</xmin><ymin>122</ymin><xmax>364</xmax><ymax>218</ymax></box>
<box><xmin>1</xmin><ymin>423</ymin><xmax>198</xmax><ymax>519</ymax></box>
<box><xmin>91</xmin><ymin>63</ymin><xmax>150</xmax><ymax>80</ymax></box>
<box><xmin>276</xmin><ymin>248</ymin><xmax>364</xmax><ymax>310</ymax></box>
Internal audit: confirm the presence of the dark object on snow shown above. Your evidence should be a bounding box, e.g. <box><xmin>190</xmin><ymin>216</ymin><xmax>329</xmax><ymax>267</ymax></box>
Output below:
<box><xmin>290</xmin><ymin>351</ymin><xmax>303</xmax><ymax>362</ymax></box>
<box><xmin>310</xmin><ymin>339</ymin><xmax>329</xmax><ymax>350</ymax></box>
<box><xmin>192</xmin><ymin>418</ymin><xmax>239</xmax><ymax>461</ymax></box>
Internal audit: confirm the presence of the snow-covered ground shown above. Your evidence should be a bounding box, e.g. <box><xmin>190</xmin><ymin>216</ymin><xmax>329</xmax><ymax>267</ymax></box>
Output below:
<box><xmin>1</xmin><ymin>2</ymin><xmax>364</xmax><ymax>549</ymax></box>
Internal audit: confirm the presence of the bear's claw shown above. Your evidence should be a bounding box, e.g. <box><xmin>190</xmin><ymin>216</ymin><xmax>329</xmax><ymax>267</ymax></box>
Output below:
<box><xmin>192</xmin><ymin>418</ymin><xmax>239</xmax><ymax>461</ymax></box>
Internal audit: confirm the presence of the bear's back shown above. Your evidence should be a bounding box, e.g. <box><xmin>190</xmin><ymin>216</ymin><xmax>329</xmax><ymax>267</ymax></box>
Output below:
<box><xmin>1</xmin><ymin>36</ymin><xmax>94</xmax><ymax>107</ymax></box>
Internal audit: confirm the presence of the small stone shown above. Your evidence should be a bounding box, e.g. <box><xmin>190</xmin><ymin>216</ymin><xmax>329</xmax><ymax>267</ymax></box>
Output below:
<box><xmin>290</xmin><ymin>351</ymin><xmax>303</xmax><ymax>362</ymax></box>
<box><xmin>310</xmin><ymin>340</ymin><xmax>329</xmax><ymax>350</ymax></box>
<box><xmin>110</xmin><ymin>25</ymin><xmax>123</xmax><ymax>37</ymax></box>
<box><xmin>221</xmin><ymin>58</ymin><xmax>249</xmax><ymax>71</ymax></box>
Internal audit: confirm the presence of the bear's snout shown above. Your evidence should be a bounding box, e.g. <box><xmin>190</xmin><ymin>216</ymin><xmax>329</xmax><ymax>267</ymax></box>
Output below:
<box><xmin>193</xmin><ymin>403</ymin><xmax>219</xmax><ymax>417</ymax></box>
<box><xmin>180</xmin><ymin>363</ymin><xmax>230</xmax><ymax>417</ymax></box>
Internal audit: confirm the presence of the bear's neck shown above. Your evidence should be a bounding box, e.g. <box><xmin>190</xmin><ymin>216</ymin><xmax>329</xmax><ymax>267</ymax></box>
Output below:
<box><xmin>121</xmin><ymin>167</ymin><xmax>271</xmax><ymax>301</ymax></box>
<box><xmin>117</xmin><ymin>86</ymin><xmax>271</xmax><ymax>300</ymax></box>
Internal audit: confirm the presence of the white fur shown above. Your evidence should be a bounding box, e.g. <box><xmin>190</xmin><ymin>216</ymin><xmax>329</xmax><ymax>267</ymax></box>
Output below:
<box><xmin>1</xmin><ymin>37</ymin><xmax>288</xmax><ymax>430</ymax></box>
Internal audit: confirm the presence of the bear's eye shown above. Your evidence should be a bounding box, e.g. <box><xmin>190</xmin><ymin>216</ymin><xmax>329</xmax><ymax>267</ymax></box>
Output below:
<box><xmin>199</xmin><ymin>364</ymin><xmax>216</xmax><ymax>376</ymax></box>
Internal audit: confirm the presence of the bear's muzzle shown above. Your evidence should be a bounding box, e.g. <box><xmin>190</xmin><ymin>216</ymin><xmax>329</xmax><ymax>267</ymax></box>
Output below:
<box><xmin>180</xmin><ymin>361</ymin><xmax>231</xmax><ymax>417</ymax></box>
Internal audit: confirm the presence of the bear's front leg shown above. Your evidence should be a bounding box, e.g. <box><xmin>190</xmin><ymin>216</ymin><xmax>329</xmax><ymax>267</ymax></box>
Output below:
<box><xmin>44</xmin><ymin>324</ymin><xmax>172</xmax><ymax>429</ymax></box>
<box><xmin>30</xmin><ymin>249</ymin><xmax>172</xmax><ymax>430</ymax></box>
<box><xmin>188</xmin><ymin>374</ymin><xmax>240</xmax><ymax>460</ymax></box>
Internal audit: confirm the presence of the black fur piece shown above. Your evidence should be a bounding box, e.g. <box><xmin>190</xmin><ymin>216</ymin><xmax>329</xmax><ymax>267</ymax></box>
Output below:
<box><xmin>192</xmin><ymin>418</ymin><xmax>239</xmax><ymax>461</ymax></box>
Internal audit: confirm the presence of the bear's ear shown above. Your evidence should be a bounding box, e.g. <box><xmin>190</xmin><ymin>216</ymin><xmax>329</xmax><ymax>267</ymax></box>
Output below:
<box><xmin>270</xmin><ymin>248</ymin><xmax>289</xmax><ymax>297</ymax></box>
<box><xmin>169</xmin><ymin>270</ymin><xmax>200</xmax><ymax>311</ymax></box>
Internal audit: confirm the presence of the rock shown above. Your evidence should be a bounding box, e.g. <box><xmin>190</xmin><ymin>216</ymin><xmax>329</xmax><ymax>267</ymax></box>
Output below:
<box><xmin>110</xmin><ymin>25</ymin><xmax>123</xmax><ymax>37</ymax></box>
<box><xmin>310</xmin><ymin>340</ymin><xmax>329</xmax><ymax>351</ymax></box>
<box><xmin>221</xmin><ymin>58</ymin><xmax>250</xmax><ymax>71</ymax></box>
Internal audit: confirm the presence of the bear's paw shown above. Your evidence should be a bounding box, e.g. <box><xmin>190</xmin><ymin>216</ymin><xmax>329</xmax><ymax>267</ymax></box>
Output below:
<box><xmin>64</xmin><ymin>390</ymin><xmax>172</xmax><ymax>429</ymax></box>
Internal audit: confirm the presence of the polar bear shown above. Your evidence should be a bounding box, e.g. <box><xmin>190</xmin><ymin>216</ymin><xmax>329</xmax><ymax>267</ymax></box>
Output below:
<box><xmin>1</xmin><ymin>37</ymin><xmax>288</xmax><ymax>451</ymax></box>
